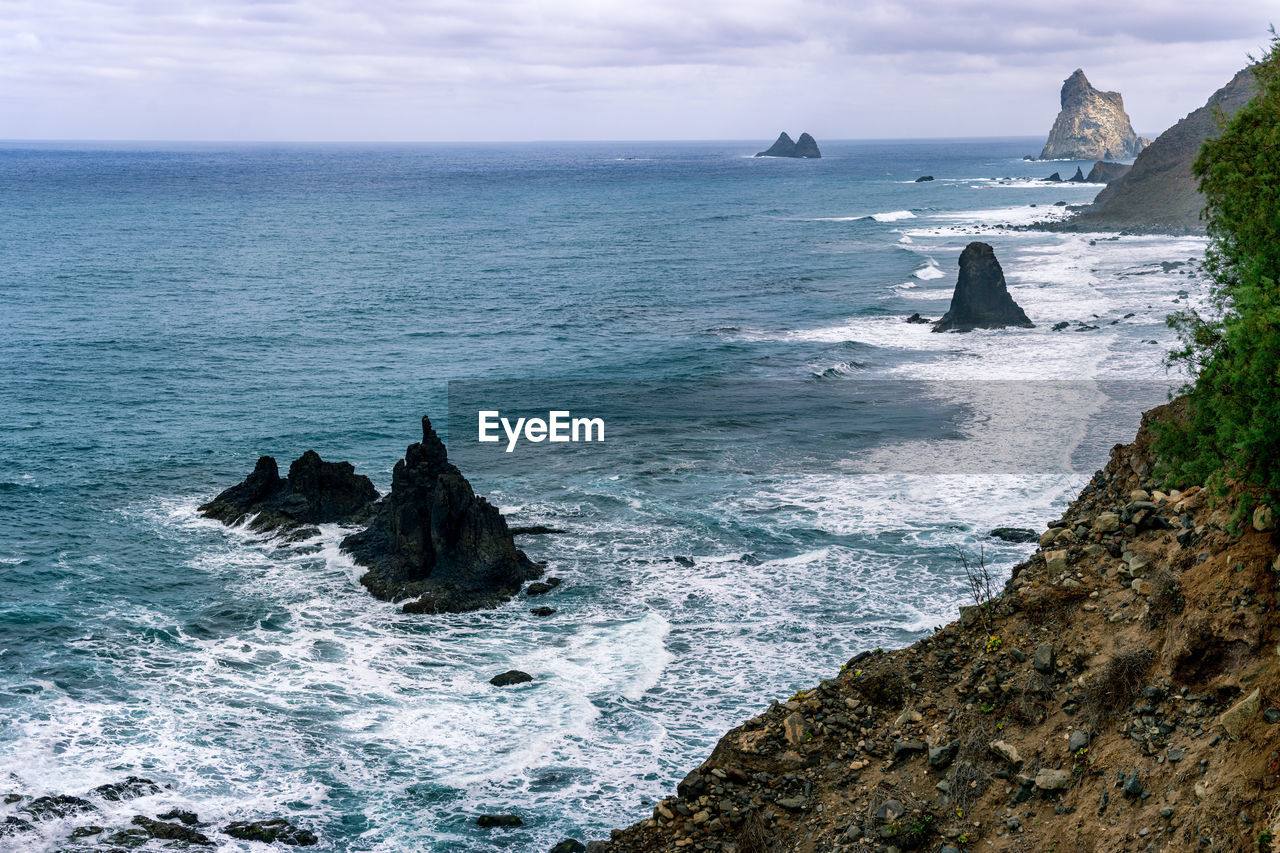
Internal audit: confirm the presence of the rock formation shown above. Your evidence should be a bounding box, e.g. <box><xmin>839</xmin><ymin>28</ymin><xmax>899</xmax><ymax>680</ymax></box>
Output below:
<box><xmin>932</xmin><ymin>242</ymin><xmax>1034</xmax><ymax>333</ymax></box>
<box><xmin>1054</xmin><ymin>66</ymin><xmax>1257</xmax><ymax>235</ymax></box>
<box><xmin>1085</xmin><ymin>160</ymin><xmax>1132</xmax><ymax>183</ymax></box>
<box><xmin>199</xmin><ymin>451</ymin><xmax>378</xmax><ymax>533</ymax></box>
<box><xmin>1038</xmin><ymin>69</ymin><xmax>1148</xmax><ymax>160</ymax></box>
<box><xmin>341</xmin><ymin>416</ymin><xmax>542</xmax><ymax>614</ymax></box>
<box><xmin>755</xmin><ymin>132</ymin><xmax>822</xmax><ymax>158</ymax></box>
<box><xmin>1068</xmin><ymin>166</ymin><xmax>1087</xmax><ymax>183</ymax></box>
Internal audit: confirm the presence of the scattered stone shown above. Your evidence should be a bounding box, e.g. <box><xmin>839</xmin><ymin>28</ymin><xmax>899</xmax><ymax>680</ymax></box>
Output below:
<box><xmin>929</xmin><ymin>739</ymin><xmax>960</xmax><ymax>769</ymax></box>
<box><xmin>1033</xmin><ymin>643</ymin><xmax>1056</xmax><ymax>674</ymax></box>
<box><xmin>989</xmin><ymin>740</ymin><xmax>1022</xmax><ymax>766</ymax></box>
<box><xmin>1036</xmin><ymin>769</ymin><xmax>1073</xmax><ymax>791</ymax></box>
<box><xmin>1253</xmin><ymin>504</ymin><xmax>1275</xmax><ymax>532</ymax></box>
<box><xmin>1219</xmin><ymin>688</ymin><xmax>1261</xmax><ymax>739</ymax></box>
<box><xmin>1068</xmin><ymin>730</ymin><xmax>1090</xmax><ymax>754</ymax></box>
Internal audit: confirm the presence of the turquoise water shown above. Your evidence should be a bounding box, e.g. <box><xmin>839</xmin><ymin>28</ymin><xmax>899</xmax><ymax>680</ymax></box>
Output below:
<box><xmin>0</xmin><ymin>140</ymin><xmax>1203</xmax><ymax>850</ymax></box>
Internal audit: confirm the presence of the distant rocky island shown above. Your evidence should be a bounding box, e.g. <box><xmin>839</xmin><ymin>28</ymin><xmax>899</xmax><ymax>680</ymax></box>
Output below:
<box><xmin>1036</xmin><ymin>69</ymin><xmax>1149</xmax><ymax>160</ymax></box>
<box><xmin>1053</xmin><ymin>65</ymin><xmax>1257</xmax><ymax>235</ymax></box>
<box><xmin>201</xmin><ymin>416</ymin><xmax>544</xmax><ymax>614</ymax></box>
<box><xmin>755</xmin><ymin>132</ymin><xmax>821</xmax><ymax>158</ymax></box>
<box><xmin>932</xmin><ymin>242</ymin><xmax>1033</xmax><ymax>332</ymax></box>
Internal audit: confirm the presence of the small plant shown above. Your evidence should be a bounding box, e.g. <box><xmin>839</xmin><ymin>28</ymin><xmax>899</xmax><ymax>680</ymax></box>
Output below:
<box><xmin>979</xmin><ymin>702</ymin><xmax>995</xmax><ymax>713</ymax></box>
<box><xmin>955</xmin><ymin>545</ymin><xmax>997</xmax><ymax>632</ymax></box>
<box><xmin>985</xmin><ymin>635</ymin><xmax>1002</xmax><ymax>654</ymax></box>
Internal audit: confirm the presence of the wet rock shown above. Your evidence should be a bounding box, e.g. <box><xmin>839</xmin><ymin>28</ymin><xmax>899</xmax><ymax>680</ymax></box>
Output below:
<box><xmin>91</xmin><ymin>776</ymin><xmax>162</xmax><ymax>802</ymax></box>
<box><xmin>131</xmin><ymin>815</ymin><xmax>213</xmax><ymax>846</ymax></box>
<box><xmin>476</xmin><ymin>814</ymin><xmax>524</xmax><ymax>828</ymax></box>
<box><xmin>932</xmin><ymin>242</ymin><xmax>1034</xmax><ymax>333</ymax></box>
<box><xmin>69</xmin><ymin>825</ymin><xmax>103</xmax><ymax>839</ymax></box>
<box><xmin>526</xmin><ymin>578</ymin><xmax>562</xmax><ymax>596</ymax></box>
<box><xmin>224</xmin><ymin>818</ymin><xmax>318</xmax><ymax>845</ymax></box>
<box><xmin>550</xmin><ymin>841</ymin><xmax>587</xmax><ymax>853</ymax></box>
<box><xmin>200</xmin><ymin>452</ymin><xmax>378</xmax><ymax>532</ymax></box>
<box><xmin>21</xmin><ymin>794</ymin><xmax>97</xmax><ymax>819</ymax></box>
<box><xmin>915</xmin><ymin>175</ymin><xmax>935</xmax><ymax>182</ymax></box>
<box><xmin>490</xmin><ymin>670</ymin><xmax>533</xmax><ymax>687</ymax></box>
<box><xmin>906</xmin><ymin>313</ymin><xmax>931</xmax><ymax>324</ymax></box>
<box><xmin>530</xmin><ymin>606</ymin><xmax>557</xmax><ymax>617</ymax></box>
<box><xmin>0</xmin><ymin>817</ymin><xmax>33</xmax><ymax>837</ymax></box>
<box><xmin>989</xmin><ymin>527</ymin><xmax>1038</xmax><ymax>543</ymax></box>
<box><xmin>343</xmin><ymin>416</ymin><xmax>542</xmax><ymax>614</ymax></box>
<box><xmin>1219</xmin><ymin>687</ymin><xmax>1261</xmax><ymax>739</ymax></box>
<box><xmin>1047</xmin><ymin>172</ymin><xmax>1063</xmax><ymax>182</ymax></box>
<box><xmin>158</xmin><ymin>809</ymin><xmax>200</xmax><ymax>825</ymax></box>
<box><xmin>510</xmin><ymin>525</ymin><xmax>566</xmax><ymax>535</ymax></box>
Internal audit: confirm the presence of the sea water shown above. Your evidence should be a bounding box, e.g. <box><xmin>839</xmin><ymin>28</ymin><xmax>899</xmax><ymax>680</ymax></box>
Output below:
<box><xmin>0</xmin><ymin>140</ymin><xmax>1206</xmax><ymax>850</ymax></box>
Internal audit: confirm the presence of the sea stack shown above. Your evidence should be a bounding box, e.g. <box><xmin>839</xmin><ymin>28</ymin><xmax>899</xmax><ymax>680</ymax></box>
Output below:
<box><xmin>755</xmin><ymin>132</ymin><xmax>822</xmax><ymax>158</ymax></box>
<box><xmin>932</xmin><ymin>243</ymin><xmax>1034</xmax><ymax>333</ymax></box>
<box><xmin>341</xmin><ymin>416</ymin><xmax>542</xmax><ymax>614</ymax></box>
<box><xmin>1038</xmin><ymin>70</ymin><xmax>1149</xmax><ymax>160</ymax></box>
<box><xmin>1053</xmin><ymin>66</ymin><xmax>1257</xmax><ymax>235</ymax></box>
<box><xmin>199</xmin><ymin>451</ymin><xmax>379</xmax><ymax>533</ymax></box>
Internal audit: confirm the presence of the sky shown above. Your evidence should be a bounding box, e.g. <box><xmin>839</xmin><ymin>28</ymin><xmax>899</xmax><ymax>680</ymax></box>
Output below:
<box><xmin>0</xmin><ymin>0</ymin><xmax>1273</xmax><ymax>142</ymax></box>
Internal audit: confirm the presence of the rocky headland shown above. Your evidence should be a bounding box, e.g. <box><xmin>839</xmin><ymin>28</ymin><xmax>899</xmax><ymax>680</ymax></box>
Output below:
<box><xmin>1086</xmin><ymin>161</ymin><xmax>1133</xmax><ymax>184</ymax></box>
<box><xmin>202</xmin><ymin>416</ymin><xmax>542</xmax><ymax>614</ymax></box>
<box><xmin>1037</xmin><ymin>69</ymin><xmax>1149</xmax><ymax>161</ymax></box>
<box><xmin>932</xmin><ymin>242</ymin><xmax>1034</xmax><ymax>333</ymax></box>
<box><xmin>756</xmin><ymin>133</ymin><xmax>822</xmax><ymax>159</ymax></box>
<box><xmin>1053</xmin><ymin>67</ymin><xmax>1257</xmax><ymax>235</ymax></box>
<box><xmin>594</xmin><ymin>401</ymin><xmax>1280</xmax><ymax>852</ymax></box>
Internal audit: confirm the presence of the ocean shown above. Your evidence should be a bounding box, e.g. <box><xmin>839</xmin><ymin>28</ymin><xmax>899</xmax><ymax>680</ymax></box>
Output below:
<box><xmin>0</xmin><ymin>139</ymin><xmax>1206</xmax><ymax>850</ymax></box>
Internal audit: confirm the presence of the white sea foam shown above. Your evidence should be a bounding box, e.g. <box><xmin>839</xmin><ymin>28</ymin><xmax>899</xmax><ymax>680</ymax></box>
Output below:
<box><xmin>912</xmin><ymin>263</ymin><xmax>945</xmax><ymax>280</ymax></box>
<box><xmin>871</xmin><ymin>210</ymin><xmax>916</xmax><ymax>222</ymax></box>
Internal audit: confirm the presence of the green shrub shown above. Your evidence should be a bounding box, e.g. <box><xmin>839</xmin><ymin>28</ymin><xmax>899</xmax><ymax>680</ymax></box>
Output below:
<box><xmin>1160</xmin><ymin>32</ymin><xmax>1280</xmax><ymax>493</ymax></box>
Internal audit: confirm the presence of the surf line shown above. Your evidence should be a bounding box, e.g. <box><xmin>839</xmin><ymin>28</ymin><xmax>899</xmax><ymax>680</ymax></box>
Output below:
<box><xmin>478</xmin><ymin>411</ymin><xmax>605</xmax><ymax>453</ymax></box>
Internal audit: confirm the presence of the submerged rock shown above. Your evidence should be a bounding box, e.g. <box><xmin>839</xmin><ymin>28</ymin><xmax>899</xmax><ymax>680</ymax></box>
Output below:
<box><xmin>755</xmin><ymin>132</ymin><xmax>822</xmax><ymax>158</ymax></box>
<box><xmin>200</xmin><ymin>451</ymin><xmax>378</xmax><ymax>532</ymax></box>
<box><xmin>905</xmin><ymin>313</ymin><xmax>931</xmax><ymax>324</ymax></box>
<box><xmin>91</xmin><ymin>776</ymin><xmax>162</xmax><ymax>802</ymax></box>
<box><xmin>21</xmin><ymin>794</ymin><xmax>97</xmax><ymax>820</ymax></box>
<box><xmin>932</xmin><ymin>243</ymin><xmax>1034</xmax><ymax>333</ymax></box>
<box><xmin>477</xmin><ymin>814</ymin><xmax>524</xmax><ymax>827</ymax></box>
<box><xmin>490</xmin><ymin>670</ymin><xmax>533</xmax><ymax>687</ymax></box>
<box><xmin>989</xmin><ymin>527</ymin><xmax>1038</xmax><ymax>543</ymax></box>
<box><xmin>1038</xmin><ymin>69</ymin><xmax>1147</xmax><ymax>160</ymax></box>
<box><xmin>915</xmin><ymin>175</ymin><xmax>935</xmax><ymax>182</ymax></box>
<box><xmin>342</xmin><ymin>416</ymin><xmax>542</xmax><ymax>614</ymax></box>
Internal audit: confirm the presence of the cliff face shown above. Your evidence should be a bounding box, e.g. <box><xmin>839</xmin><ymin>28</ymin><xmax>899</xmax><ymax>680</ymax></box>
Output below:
<box><xmin>1039</xmin><ymin>69</ymin><xmax>1148</xmax><ymax>161</ymax></box>
<box><xmin>598</xmin><ymin>401</ymin><xmax>1280</xmax><ymax>852</ymax></box>
<box><xmin>1056</xmin><ymin>67</ymin><xmax>1257</xmax><ymax>235</ymax></box>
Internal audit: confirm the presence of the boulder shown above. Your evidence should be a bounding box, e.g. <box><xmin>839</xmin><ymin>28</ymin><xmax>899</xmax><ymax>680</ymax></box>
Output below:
<box><xmin>342</xmin><ymin>416</ymin><xmax>542</xmax><ymax>614</ymax></box>
<box><xmin>932</xmin><ymin>243</ymin><xmax>1034</xmax><ymax>333</ymax></box>
<box><xmin>1038</xmin><ymin>69</ymin><xmax>1145</xmax><ymax>160</ymax></box>
<box><xmin>755</xmin><ymin>132</ymin><xmax>821</xmax><ymax>158</ymax></box>
<box><xmin>200</xmin><ymin>451</ymin><xmax>378</xmax><ymax>533</ymax></box>
<box><xmin>1035</xmin><ymin>769</ymin><xmax>1073</xmax><ymax>791</ymax></box>
<box><xmin>989</xmin><ymin>527</ymin><xmax>1038</xmax><ymax>543</ymax></box>
<box><xmin>905</xmin><ymin>313</ymin><xmax>931</xmax><ymax>324</ymax></box>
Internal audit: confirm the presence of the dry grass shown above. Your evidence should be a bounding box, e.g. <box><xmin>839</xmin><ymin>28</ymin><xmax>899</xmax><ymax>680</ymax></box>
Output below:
<box><xmin>1082</xmin><ymin>646</ymin><xmax>1156</xmax><ymax>724</ymax></box>
<box><xmin>736</xmin><ymin>809</ymin><xmax>772</xmax><ymax>853</ymax></box>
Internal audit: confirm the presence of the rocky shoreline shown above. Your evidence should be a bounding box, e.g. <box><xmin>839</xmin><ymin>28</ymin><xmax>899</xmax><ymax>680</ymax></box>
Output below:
<box><xmin>589</xmin><ymin>401</ymin><xmax>1280</xmax><ymax>852</ymax></box>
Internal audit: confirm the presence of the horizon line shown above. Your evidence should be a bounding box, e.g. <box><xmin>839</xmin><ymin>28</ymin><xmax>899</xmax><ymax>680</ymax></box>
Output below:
<box><xmin>0</xmin><ymin>134</ymin><xmax>1078</xmax><ymax>147</ymax></box>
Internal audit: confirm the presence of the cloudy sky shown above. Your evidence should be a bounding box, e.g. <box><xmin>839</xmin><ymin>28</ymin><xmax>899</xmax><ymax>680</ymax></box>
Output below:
<box><xmin>0</xmin><ymin>0</ymin><xmax>1272</xmax><ymax>141</ymax></box>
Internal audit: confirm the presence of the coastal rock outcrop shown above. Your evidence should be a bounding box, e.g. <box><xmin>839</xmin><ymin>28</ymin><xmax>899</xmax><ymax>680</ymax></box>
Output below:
<box><xmin>341</xmin><ymin>416</ymin><xmax>542</xmax><ymax>614</ymax></box>
<box><xmin>755</xmin><ymin>132</ymin><xmax>821</xmax><ymax>158</ymax></box>
<box><xmin>1054</xmin><ymin>66</ymin><xmax>1257</xmax><ymax>235</ymax></box>
<box><xmin>932</xmin><ymin>242</ymin><xmax>1034</xmax><ymax>332</ymax></box>
<box><xmin>199</xmin><ymin>451</ymin><xmax>378</xmax><ymax>532</ymax></box>
<box><xmin>1086</xmin><ymin>160</ymin><xmax>1132</xmax><ymax>183</ymax></box>
<box><xmin>598</xmin><ymin>400</ymin><xmax>1280</xmax><ymax>853</ymax></box>
<box><xmin>1038</xmin><ymin>69</ymin><xmax>1148</xmax><ymax>160</ymax></box>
